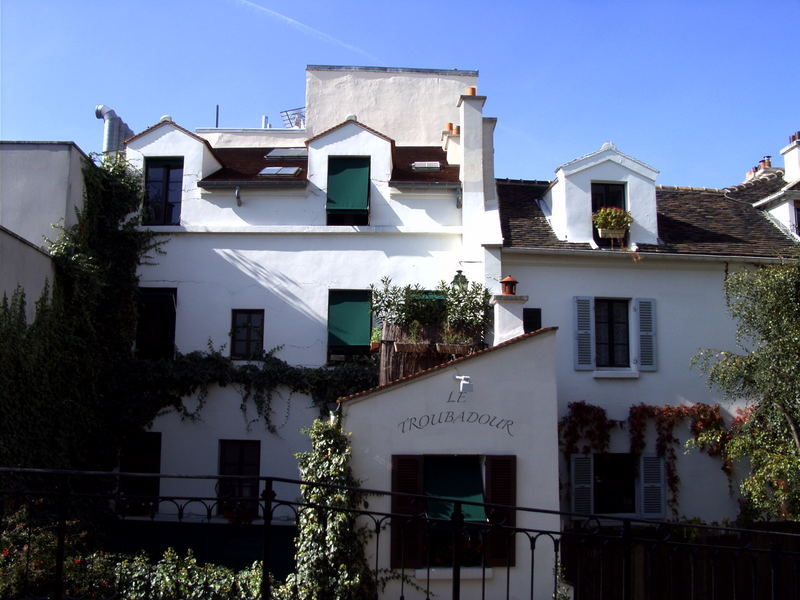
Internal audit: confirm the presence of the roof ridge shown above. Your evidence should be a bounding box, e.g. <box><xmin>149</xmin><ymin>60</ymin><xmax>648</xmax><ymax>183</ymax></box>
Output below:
<box><xmin>656</xmin><ymin>185</ymin><xmax>723</xmax><ymax>192</ymax></box>
<box><xmin>723</xmin><ymin>169</ymin><xmax>785</xmax><ymax>192</ymax></box>
<box><xmin>496</xmin><ymin>177</ymin><xmax>552</xmax><ymax>186</ymax></box>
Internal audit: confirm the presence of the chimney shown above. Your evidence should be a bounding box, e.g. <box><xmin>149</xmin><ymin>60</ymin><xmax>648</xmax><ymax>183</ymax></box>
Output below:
<box><xmin>781</xmin><ymin>131</ymin><xmax>800</xmax><ymax>183</ymax></box>
<box><xmin>491</xmin><ymin>278</ymin><xmax>528</xmax><ymax>344</ymax></box>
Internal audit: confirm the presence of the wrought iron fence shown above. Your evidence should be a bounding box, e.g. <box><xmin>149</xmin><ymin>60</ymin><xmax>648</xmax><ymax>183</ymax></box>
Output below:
<box><xmin>1</xmin><ymin>467</ymin><xmax>799</xmax><ymax>600</ymax></box>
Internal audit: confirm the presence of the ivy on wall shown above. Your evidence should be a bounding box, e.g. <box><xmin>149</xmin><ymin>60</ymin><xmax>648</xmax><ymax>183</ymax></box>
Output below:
<box><xmin>558</xmin><ymin>400</ymin><xmax>731</xmax><ymax>516</ymax></box>
<box><xmin>0</xmin><ymin>155</ymin><xmax>377</xmax><ymax>471</ymax></box>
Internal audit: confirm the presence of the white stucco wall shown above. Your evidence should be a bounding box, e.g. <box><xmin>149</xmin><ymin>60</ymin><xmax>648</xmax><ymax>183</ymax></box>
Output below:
<box><xmin>342</xmin><ymin>330</ymin><xmax>559</xmax><ymax>600</ymax></box>
<box><xmin>196</xmin><ymin>129</ymin><xmax>307</xmax><ymax>148</ymax></box>
<box><xmin>546</xmin><ymin>145</ymin><xmax>659</xmax><ymax>246</ymax></box>
<box><xmin>138</xmin><ymin>231</ymin><xmax>464</xmax><ymax>368</ymax></box>
<box><xmin>150</xmin><ymin>385</ymin><xmax>315</xmax><ymax>522</ymax></box>
<box><xmin>305</xmin><ymin>67</ymin><xmax>477</xmax><ymax>146</ymax></box>
<box><xmin>126</xmin><ymin>123</ymin><xmax>222</xmax><ymax>228</ymax></box>
<box><xmin>503</xmin><ymin>251</ymin><xmax>745</xmax><ymax>521</ymax></box>
<box><xmin>0</xmin><ymin>227</ymin><xmax>54</xmax><ymax>320</ymax></box>
<box><xmin>0</xmin><ymin>142</ymin><xmax>86</xmax><ymax>247</ymax></box>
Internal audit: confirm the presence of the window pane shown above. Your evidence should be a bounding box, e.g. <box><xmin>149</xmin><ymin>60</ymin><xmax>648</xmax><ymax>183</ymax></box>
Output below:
<box><xmin>424</xmin><ymin>456</ymin><xmax>486</xmax><ymax>522</ymax></box>
<box><xmin>231</xmin><ymin>310</ymin><xmax>264</xmax><ymax>359</ymax></box>
<box><xmin>594</xmin><ymin>454</ymin><xmax>636</xmax><ymax>513</ymax></box>
<box><xmin>136</xmin><ymin>288</ymin><xmax>176</xmax><ymax>359</ymax></box>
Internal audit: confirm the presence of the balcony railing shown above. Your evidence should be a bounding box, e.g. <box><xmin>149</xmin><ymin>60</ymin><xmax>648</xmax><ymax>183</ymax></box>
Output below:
<box><xmin>1</xmin><ymin>467</ymin><xmax>799</xmax><ymax>599</ymax></box>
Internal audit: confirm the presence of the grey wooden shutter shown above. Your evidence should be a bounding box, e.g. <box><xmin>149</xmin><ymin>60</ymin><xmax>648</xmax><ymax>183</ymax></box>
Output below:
<box><xmin>636</xmin><ymin>298</ymin><xmax>657</xmax><ymax>371</ymax></box>
<box><xmin>485</xmin><ymin>455</ymin><xmax>517</xmax><ymax>566</ymax></box>
<box><xmin>571</xmin><ymin>454</ymin><xmax>593</xmax><ymax>514</ymax></box>
<box><xmin>640</xmin><ymin>455</ymin><xmax>665</xmax><ymax>518</ymax></box>
<box><xmin>574</xmin><ymin>297</ymin><xmax>594</xmax><ymax>370</ymax></box>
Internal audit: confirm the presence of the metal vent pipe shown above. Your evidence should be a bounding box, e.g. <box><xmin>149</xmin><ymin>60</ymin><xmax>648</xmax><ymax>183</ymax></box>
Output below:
<box><xmin>95</xmin><ymin>105</ymin><xmax>134</xmax><ymax>154</ymax></box>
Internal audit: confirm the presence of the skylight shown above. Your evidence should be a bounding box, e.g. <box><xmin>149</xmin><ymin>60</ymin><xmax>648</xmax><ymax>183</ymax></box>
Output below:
<box><xmin>411</xmin><ymin>161</ymin><xmax>441</xmax><ymax>171</ymax></box>
<box><xmin>258</xmin><ymin>166</ymin><xmax>301</xmax><ymax>176</ymax></box>
<box><xmin>266</xmin><ymin>148</ymin><xmax>308</xmax><ymax>158</ymax></box>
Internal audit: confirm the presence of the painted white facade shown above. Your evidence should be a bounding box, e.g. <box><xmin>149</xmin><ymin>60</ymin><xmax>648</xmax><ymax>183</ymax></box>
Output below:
<box><xmin>127</xmin><ymin>68</ymin><xmax>501</xmax><ymax>523</ymax></box>
<box><xmin>0</xmin><ymin>142</ymin><xmax>87</xmax><ymax>317</ymax></box>
<box><xmin>113</xmin><ymin>66</ymin><xmax>797</xmax><ymax>585</ymax></box>
<box><xmin>0</xmin><ymin>142</ymin><xmax>86</xmax><ymax>248</ymax></box>
<box><xmin>545</xmin><ymin>142</ymin><xmax>659</xmax><ymax>247</ymax></box>
<box><xmin>502</xmin><ymin>251</ymin><xmax>747</xmax><ymax>521</ymax></box>
<box><xmin>342</xmin><ymin>330</ymin><xmax>559</xmax><ymax>600</ymax></box>
<box><xmin>304</xmin><ymin>66</ymin><xmax>477</xmax><ymax>146</ymax></box>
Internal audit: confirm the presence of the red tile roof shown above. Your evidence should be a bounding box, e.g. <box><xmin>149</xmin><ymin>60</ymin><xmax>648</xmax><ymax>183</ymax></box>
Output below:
<box><xmin>391</xmin><ymin>146</ymin><xmax>460</xmax><ymax>185</ymax></box>
<box><xmin>199</xmin><ymin>148</ymin><xmax>307</xmax><ymax>184</ymax></box>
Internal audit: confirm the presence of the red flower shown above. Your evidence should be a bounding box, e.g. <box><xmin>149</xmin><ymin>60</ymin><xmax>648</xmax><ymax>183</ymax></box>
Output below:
<box><xmin>1</xmin><ymin>548</ymin><xmax>9</xmax><ymax>556</ymax></box>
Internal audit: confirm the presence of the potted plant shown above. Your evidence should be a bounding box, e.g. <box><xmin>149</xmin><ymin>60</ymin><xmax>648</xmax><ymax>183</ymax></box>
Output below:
<box><xmin>370</xmin><ymin>326</ymin><xmax>381</xmax><ymax>352</ymax></box>
<box><xmin>592</xmin><ymin>206</ymin><xmax>633</xmax><ymax>239</ymax></box>
<box><xmin>394</xmin><ymin>320</ymin><xmax>430</xmax><ymax>353</ymax></box>
<box><xmin>435</xmin><ymin>324</ymin><xmax>476</xmax><ymax>356</ymax></box>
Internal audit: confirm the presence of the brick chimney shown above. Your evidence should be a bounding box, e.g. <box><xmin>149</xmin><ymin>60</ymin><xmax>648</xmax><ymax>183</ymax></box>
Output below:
<box><xmin>781</xmin><ymin>131</ymin><xmax>800</xmax><ymax>183</ymax></box>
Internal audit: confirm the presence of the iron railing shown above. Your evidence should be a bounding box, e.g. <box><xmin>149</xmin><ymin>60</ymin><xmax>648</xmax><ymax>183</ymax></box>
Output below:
<box><xmin>1</xmin><ymin>467</ymin><xmax>800</xmax><ymax>599</ymax></box>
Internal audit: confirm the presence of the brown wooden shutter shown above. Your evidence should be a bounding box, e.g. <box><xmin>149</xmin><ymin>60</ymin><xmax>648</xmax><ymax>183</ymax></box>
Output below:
<box><xmin>391</xmin><ymin>455</ymin><xmax>424</xmax><ymax>568</ymax></box>
<box><xmin>484</xmin><ymin>455</ymin><xmax>517</xmax><ymax>566</ymax></box>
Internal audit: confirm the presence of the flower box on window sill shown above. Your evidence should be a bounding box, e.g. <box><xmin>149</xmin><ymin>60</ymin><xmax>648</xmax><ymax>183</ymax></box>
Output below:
<box><xmin>394</xmin><ymin>341</ymin><xmax>430</xmax><ymax>353</ymax></box>
<box><xmin>597</xmin><ymin>227</ymin><xmax>626</xmax><ymax>239</ymax></box>
<box><xmin>435</xmin><ymin>343</ymin><xmax>475</xmax><ymax>355</ymax></box>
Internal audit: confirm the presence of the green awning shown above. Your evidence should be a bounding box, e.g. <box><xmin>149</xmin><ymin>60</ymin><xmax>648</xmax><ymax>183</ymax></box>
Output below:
<box><xmin>328</xmin><ymin>290</ymin><xmax>371</xmax><ymax>349</ymax></box>
<box><xmin>425</xmin><ymin>456</ymin><xmax>486</xmax><ymax>522</ymax></box>
<box><xmin>326</xmin><ymin>157</ymin><xmax>370</xmax><ymax>213</ymax></box>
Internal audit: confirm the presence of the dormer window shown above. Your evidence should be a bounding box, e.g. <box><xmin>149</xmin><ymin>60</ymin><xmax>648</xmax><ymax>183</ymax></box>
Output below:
<box><xmin>326</xmin><ymin>156</ymin><xmax>370</xmax><ymax>225</ymax></box>
<box><xmin>591</xmin><ymin>182</ymin><xmax>626</xmax><ymax>246</ymax></box>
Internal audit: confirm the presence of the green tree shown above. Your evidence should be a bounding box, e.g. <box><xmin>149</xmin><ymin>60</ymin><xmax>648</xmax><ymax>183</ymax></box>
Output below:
<box><xmin>280</xmin><ymin>415</ymin><xmax>376</xmax><ymax>600</ymax></box>
<box><xmin>693</xmin><ymin>261</ymin><xmax>800</xmax><ymax>520</ymax></box>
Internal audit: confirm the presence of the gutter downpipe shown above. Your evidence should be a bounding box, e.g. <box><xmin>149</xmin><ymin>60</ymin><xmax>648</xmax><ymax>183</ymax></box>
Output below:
<box><xmin>501</xmin><ymin>246</ymin><xmax>793</xmax><ymax>265</ymax></box>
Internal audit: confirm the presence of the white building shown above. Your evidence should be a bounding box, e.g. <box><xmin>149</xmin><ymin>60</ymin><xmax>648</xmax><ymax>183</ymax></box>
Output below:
<box><xmin>0</xmin><ymin>141</ymin><xmax>87</xmax><ymax>318</ymax></box>
<box><xmin>116</xmin><ymin>65</ymin><xmax>798</xmax><ymax>594</ymax></box>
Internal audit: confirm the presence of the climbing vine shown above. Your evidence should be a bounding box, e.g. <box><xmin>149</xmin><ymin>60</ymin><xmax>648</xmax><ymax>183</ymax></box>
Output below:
<box><xmin>0</xmin><ymin>154</ymin><xmax>377</xmax><ymax>471</ymax></box>
<box><xmin>276</xmin><ymin>415</ymin><xmax>377</xmax><ymax>600</ymax></box>
<box><xmin>559</xmin><ymin>400</ymin><xmax>732</xmax><ymax>515</ymax></box>
<box><xmin>558</xmin><ymin>401</ymin><xmax>622</xmax><ymax>457</ymax></box>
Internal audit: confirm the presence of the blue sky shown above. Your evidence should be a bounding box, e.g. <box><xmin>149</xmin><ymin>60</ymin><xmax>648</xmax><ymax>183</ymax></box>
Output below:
<box><xmin>1</xmin><ymin>0</ymin><xmax>798</xmax><ymax>188</ymax></box>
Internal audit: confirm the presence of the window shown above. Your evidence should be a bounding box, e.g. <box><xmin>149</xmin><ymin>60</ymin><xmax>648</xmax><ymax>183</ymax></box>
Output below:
<box><xmin>135</xmin><ymin>288</ymin><xmax>176</xmax><ymax>360</ymax></box>
<box><xmin>326</xmin><ymin>157</ymin><xmax>370</xmax><ymax>225</ymax></box>
<box><xmin>391</xmin><ymin>455</ymin><xmax>516</xmax><ymax>568</ymax></box>
<box><xmin>571</xmin><ymin>453</ymin><xmax>664</xmax><ymax>518</ymax></box>
<box><xmin>118</xmin><ymin>431</ymin><xmax>162</xmax><ymax>516</ymax></box>
<box><xmin>591</xmin><ymin>182</ymin><xmax>626</xmax><ymax>247</ymax></box>
<box><xmin>523</xmin><ymin>308</ymin><xmax>542</xmax><ymax>333</ymax></box>
<box><xmin>574</xmin><ymin>297</ymin><xmax>656</xmax><ymax>371</ymax></box>
<box><xmin>218</xmin><ymin>440</ymin><xmax>260</xmax><ymax>517</ymax></box>
<box><xmin>327</xmin><ymin>290</ymin><xmax>371</xmax><ymax>359</ymax></box>
<box><xmin>231</xmin><ymin>309</ymin><xmax>264</xmax><ymax>359</ymax></box>
<box><xmin>594</xmin><ymin>299</ymin><xmax>629</xmax><ymax>367</ymax></box>
<box><xmin>144</xmin><ymin>157</ymin><xmax>183</xmax><ymax>225</ymax></box>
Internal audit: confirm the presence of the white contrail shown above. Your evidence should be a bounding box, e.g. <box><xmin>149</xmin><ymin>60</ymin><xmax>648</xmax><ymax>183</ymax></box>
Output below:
<box><xmin>234</xmin><ymin>0</ymin><xmax>382</xmax><ymax>63</ymax></box>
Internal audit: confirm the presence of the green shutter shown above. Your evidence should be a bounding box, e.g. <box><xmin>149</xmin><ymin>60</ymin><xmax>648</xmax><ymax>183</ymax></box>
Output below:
<box><xmin>424</xmin><ymin>456</ymin><xmax>486</xmax><ymax>522</ymax></box>
<box><xmin>328</xmin><ymin>290</ymin><xmax>371</xmax><ymax>349</ymax></box>
<box><xmin>326</xmin><ymin>157</ymin><xmax>370</xmax><ymax>213</ymax></box>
